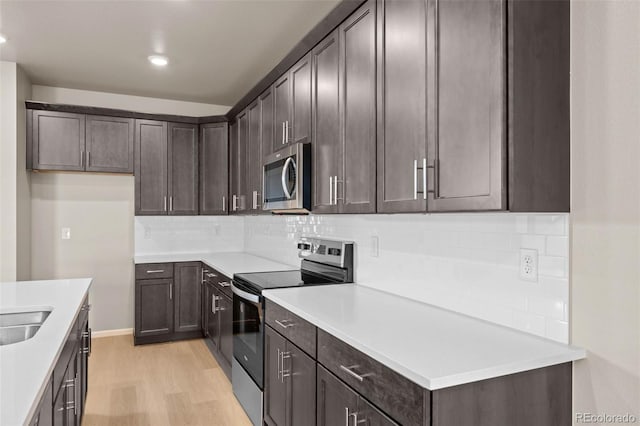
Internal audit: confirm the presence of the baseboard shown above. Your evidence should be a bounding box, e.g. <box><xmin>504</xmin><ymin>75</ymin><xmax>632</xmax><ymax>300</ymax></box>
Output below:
<box><xmin>92</xmin><ymin>328</ymin><xmax>133</xmax><ymax>338</ymax></box>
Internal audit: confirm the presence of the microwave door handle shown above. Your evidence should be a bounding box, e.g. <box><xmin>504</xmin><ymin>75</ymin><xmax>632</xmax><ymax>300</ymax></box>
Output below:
<box><xmin>281</xmin><ymin>157</ymin><xmax>294</xmax><ymax>199</ymax></box>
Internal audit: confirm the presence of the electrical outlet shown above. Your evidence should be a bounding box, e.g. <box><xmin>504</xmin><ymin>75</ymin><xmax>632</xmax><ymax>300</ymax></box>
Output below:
<box><xmin>519</xmin><ymin>248</ymin><xmax>538</xmax><ymax>282</ymax></box>
<box><xmin>61</xmin><ymin>227</ymin><xmax>71</xmax><ymax>240</ymax></box>
<box><xmin>371</xmin><ymin>236</ymin><xmax>379</xmax><ymax>257</ymax></box>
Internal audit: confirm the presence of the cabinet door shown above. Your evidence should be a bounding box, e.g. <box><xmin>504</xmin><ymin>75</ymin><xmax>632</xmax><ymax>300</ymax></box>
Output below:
<box><xmin>30</xmin><ymin>376</ymin><xmax>53</xmax><ymax>426</ymax></box>
<box><xmin>174</xmin><ymin>262</ymin><xmax>202</xmax><ymax>333</ymax></box>
<box><xmin>218</xmin><ymin>293</ymin><xmax>233</xmax><ymax>370</ymax></box>
<box><xmin>32</xmin><ymin>110</ymin><xmax>85</xmax><ymax>171</ymax></box>
<box><xmin>135</xmin><ymin>279</ymin><xmax>173</xmax><ymax>338</ymax></box>
<box><xmin>260</xmin><ymin>87</ymin><xmax>275</xmax><ymax>166</ymax></box>
<box><xmin>357</xmin><ymin>397</ymin><xmax>400</xmax><ymax>426</ymax></box>
<box><xmin>427</xmin><ymin>0</ymin><xmax>506</xmax><ymax>211</ymax></box>
<box><xmin>135</xmin><ymin>120</ymin><xmax>168</xmax><ymax>215</ymax></box>
<box><xmin>377</xmin><ymin>0</ymin><xmax>428</xmax><ymax>213</ymax></box>
<box><xmin>311</xmin><ymin>30</ymin><xmax>341</xmax><ymax>214</ymax></box>
<box><xmin>199</xmin><ymin>123</ymin><xmax>229</xmax><ymax>215</ymax></box>
<box><xmin>274</xmin><ymin>74</ymin><xmax>290</xmax><ymax>151</ymax></box>
<box><xmin>228</xmin><ymin>120</ymin><xmax>240</xmax><ymax>213</ymax></box>
<box><xmin>290</xmin><ymin>54</ymin><xmax>312</xmax><ymax>145</ymax></box>
<box><xmin>340</xmin><ymin>0</ymin><xmax>377</xmax><ymax>214</ymax></box>
<box><xmin>53</xmin><ymin>380</ymin><xmax>66</xmax><ymax>426</ymax></box>
<box><xmin>264</xmin><ymin>326</ymin><xmax>288</xmax><ymax>426</ymax></box>
<box><xmin>247</xmin><ymin>101</ymin><xmax>262</xmax><ymax>211</ymax></box>
<box><xmin>85</xmin><ymin>115</ymin><xmax>134</xmax><ymax>173</ymax></box>
<box><xmin>288</xmin><ymin>341</ymin><xmax>316</xmax><ymax>426</ymax></box>
<box><xmin>236</xmin><ymin>111</ymin><xmax>249</xmax><ymax>212</ymax></box>
<box><xmin>79</xmin><ymin>321</ymin><xmax>89</xmax><ymax>420</ymax></box>
<box><xmin>168</xmin><ymin>123</ymin><xmax>198</xmax><ymax>215</ymax></box>
<box><xmin>208</xmin><ymin>285</ymin><xmax>220</xmax><ymax>348</ymax></box>
<box><xmin>317</xmin><ymin>365</ymin><xmax>359</xmax><ymax>426</ymax></box>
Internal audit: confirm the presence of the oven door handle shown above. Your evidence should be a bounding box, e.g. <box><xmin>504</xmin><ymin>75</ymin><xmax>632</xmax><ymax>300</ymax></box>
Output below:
<box><xmin>281</xmin><ymin>157</ymin><xmax>295</xmax><ymax>200</ymax></box>
<box><xmin>231</xmin><ymin>283</ymin><xmax>261</xmax><ymax>304</ymax></box>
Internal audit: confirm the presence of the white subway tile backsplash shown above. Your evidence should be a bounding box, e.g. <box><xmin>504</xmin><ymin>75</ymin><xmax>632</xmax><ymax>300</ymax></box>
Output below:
<box><xmin>134</xmin><ymin>213</ymin><xmax>569</xmax><ymax>343</ymax></box>
<box><xmin>243</xmin><ymin>213</ymin><xmax>569</xmax><ymax>343</ymax></box>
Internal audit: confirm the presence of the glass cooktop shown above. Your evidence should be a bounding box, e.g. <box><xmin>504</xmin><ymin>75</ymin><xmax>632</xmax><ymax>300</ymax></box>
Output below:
<box><xmin>233</xmin><ymin>269</ymin><xmax>339</xmax><ymax>292</ymax></box>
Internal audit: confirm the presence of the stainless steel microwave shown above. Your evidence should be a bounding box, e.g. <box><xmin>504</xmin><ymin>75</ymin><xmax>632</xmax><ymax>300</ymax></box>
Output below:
<box><xmin>262</xmin><ymin>143</ymin><xmax>311</xmax><ymax>213</ymax></box>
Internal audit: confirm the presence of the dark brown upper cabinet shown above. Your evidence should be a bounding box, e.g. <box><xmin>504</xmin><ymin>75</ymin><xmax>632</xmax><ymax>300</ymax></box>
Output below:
<box><xmin>377</xmin><ymin>0</ymin><xmax>569</xmax><ymax>213</ymax></box>
<box><xmin>376</xmin><ymin>0</ymin><xmax>428</xmax><ymax>213</ymax></box>
<box><xmin>312</xmin><ymin>0</ymin><xmax>376</xmax><ymax>214</ymax></box>
<box><xmin>135</xmin><ymin>120</ymin><xmax>168</xmax><ymax>215</ymax></box>
<box><xmin>29</xmin><ymin>110</ymin><xmax>134</xmax><ymax>173</ymax></box>
<box><xmin>85</xmin><ymin>115</ymin><xmax>134</xmax><ymax>173</ymax></box>
<box><xmin>168</xmin><ymin>123</ymin><xmax>199</xmax><ymax>215</ymax></box>
<box><xmin>135</xmin><ymin>120</ymin><xmax>198</xmax><ymax>215</ymax></box>
<box><xmin>246</xmin><ymin>100</ymin><xmax>263</xmax><ymax>212</ymax></box>
<box><xmin>271</xmin><ymin>54</ymin><xmax>312</xmax><ymax>154</ymax></box>
<box><xmin>426</xmin><ymin>0</ymin><xmax>505</xmax><ymax>212</ymax></box>
<box><xmin>199</xmin><ymin>122</ymin><xmax>229</xmax><ymax>215</ymax></box>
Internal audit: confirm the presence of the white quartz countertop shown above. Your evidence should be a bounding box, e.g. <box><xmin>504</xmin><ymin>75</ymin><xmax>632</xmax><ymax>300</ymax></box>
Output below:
<box><xmin>0</xmin><ymin>278</ymin><xmax>92</xmax><ymax>426</ymax></box>
<box><xmin>263</xmin><ymin>284</ymin><xmax>586</xmax><ymax>391</ymax></box>
<box><xmin>134</xmin><ymin>252</ymin><xmax>296</xmax><ymax>278</ymax></box>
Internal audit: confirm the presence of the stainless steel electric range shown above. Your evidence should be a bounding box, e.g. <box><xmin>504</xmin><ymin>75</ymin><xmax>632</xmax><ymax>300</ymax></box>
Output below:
<box><xmin>231</xmin><ymin>237</ymin><xmax>354</xmax><ymax>425</ymax></box>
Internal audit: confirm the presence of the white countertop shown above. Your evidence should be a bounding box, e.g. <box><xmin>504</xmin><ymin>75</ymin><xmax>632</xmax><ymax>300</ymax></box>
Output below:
<box><xmin>263</xmin><ymin>284</ymin><xmax>586</xmax><ymax>391</ymax></box>
<box><xmin>0</xmin><ymin>278</ymin><xmax>92</xmax><ymax>426</ymax></box>
<box><xmin>134</xmin><ymin>252</ymin><xmax>296</xmax><ymax>278</ymax></box>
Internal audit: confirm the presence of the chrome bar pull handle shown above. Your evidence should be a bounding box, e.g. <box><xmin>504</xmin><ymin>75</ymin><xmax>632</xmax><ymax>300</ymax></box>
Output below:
<box><xmin>169</xmin><ymin>284</ymin><xmax>172</xmax><ymax>300</ymax></box>
<box><xmin>146</xmin><ymin>269</ymin><xmax>164</xmax><ymax>274</ymax></box>
<box><xmin>413</xmin><ymin>160</ymin><xmax>418</xmax><ymax>200</ymax></box>
<box><xmin>222</xmin><ymin>196</ymin><xmax>226</xmax><ymax>212</ymax></box>
<box><xmin>87</xmin><ymin>151</ymin><xmax>90</xmax><ymax>167</ymax></box>
<box><xmin>423</xmin><ymin>158</ymin><xmax>427</xmax><ymax>200</ymax></box>
<box><xmin>164</xmin><ymin>196</ymin><xmax>167</xmax><ymax>211</ymax></box>
<box><xmin>218</xmin><ymin>281</ymin><xmax>231</xmax><ymax>288</ymax></box>
<box><xmin>169</xmin><ymin>196</ymin><xmax>173</xmax><ymax>212</ymax></box>
<box><xmin>280</xmin><ymin>351</ymin><xmax>291</xmax><ymax>382</ymax></box>
<box><xmin>80</xmin><ymin>151</ymin><xmax>84</xmax><ymax>167</ymax></box>
<box><xmin>345</xmin><ymin>407</ymin><xmax>350</xmax><ymax>426</ymax></box>
<box><xmin>339</xmin><ymin>365</ymin><xmax>372</xmax><ymax>382</ymax></box>
<box><xmin>275</xmin><ymin>319</ymin><xmax>293</xmax><ymax>329</ymax></box>
<box><xmin>329</xmin><ymin>176</ymin><xmax>333</xmax><ymax>205</ymax></box>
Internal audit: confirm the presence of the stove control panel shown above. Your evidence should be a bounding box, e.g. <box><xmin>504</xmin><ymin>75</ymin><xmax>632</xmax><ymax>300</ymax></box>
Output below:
<box><xmin>297</xmin><ymin>237</ymin><xmax>353</xmax><ymax>268</ymax></box>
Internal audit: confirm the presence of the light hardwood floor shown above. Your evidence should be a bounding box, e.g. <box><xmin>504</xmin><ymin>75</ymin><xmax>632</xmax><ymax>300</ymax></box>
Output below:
<box><xmin>83</xmin><ymin>335</ymin><xmax>252</xmax><ymax>426</ymax></box>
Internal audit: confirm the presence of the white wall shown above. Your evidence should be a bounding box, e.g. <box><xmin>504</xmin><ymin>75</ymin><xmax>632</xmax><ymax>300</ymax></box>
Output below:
<box><xmin>571</xmin><ymin>1</ymin><xmax>640</xmax><ymax>422</ymax></box>
<box><xmin>30</xmin><ymin>86</ymin><xmax>230</xmax><ymax>331</ymax></box>
<box><xmin>0</xmin><ymin>61</ymin><xmax>32</xmax><ymax>281</ymax></box>
<box><xmin>31</xmin><ymin>85</ymin><xmax>230</xmax><ymax>116</ymax></box>
<box><xmin>244</xmin><ymin>213</ymin><xmax>570</xmax><ymax>343</ymax></box>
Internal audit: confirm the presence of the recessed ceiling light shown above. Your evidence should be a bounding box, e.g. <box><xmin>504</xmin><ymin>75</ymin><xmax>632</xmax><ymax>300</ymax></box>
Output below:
<box><xmin>148</xmin><ymin>55</ymin><xmax>168</xmax><ymax>67</ymax></box>
<box><xmin>0</xmin><ymin>34</ymin><xmax>7</xmax><ymax>44</ymax></box>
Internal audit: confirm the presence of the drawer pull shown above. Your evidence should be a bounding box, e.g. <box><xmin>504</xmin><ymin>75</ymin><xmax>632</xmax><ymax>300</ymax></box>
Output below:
<box><xmin>275</xmin><ymin>319</ymin><xmax>293</xmax><ymax>329</ymax></box>
<box><xmin>206</xmin><ymin>272</ymin><xmax>217</xmax><ymax>278</ymax></box>
<box><xmin>339</xmin><ymin>365</ymin><xmax>372</xmax><ymax>382</ymax></box>
<box><xmin>218</xmin><ymin>281</ymin><xmax>231</xmax><ymax>288</ymax></box>
<box><xmin>146</xmin><ymin>269</ymin><xmax>164</xmax><ymax>274</ymax></box>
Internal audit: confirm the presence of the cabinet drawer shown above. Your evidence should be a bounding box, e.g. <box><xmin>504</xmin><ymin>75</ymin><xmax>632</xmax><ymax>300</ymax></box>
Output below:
<box><xmin>202</xmin><ymin>265</ymin><xmax>233</xmax><ymax>298</ymax></box>
<box><xmin>265</xmin><ymin>300</ymin><xmax>316</xmax><ymax>357</ymax></box>
<box><xmin>135</xmin><ymin>263</ymin><xmax>173</xmax><ymax>279</ymax></box>
<box><xmin>317</xmin><ymin>329</ymin><xmax>428</xmax><ymax>426</ymax></box>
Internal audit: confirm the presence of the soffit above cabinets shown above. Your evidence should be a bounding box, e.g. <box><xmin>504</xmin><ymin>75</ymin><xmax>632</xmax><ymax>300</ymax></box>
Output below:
<box><xmin>0</xmin><ymin>0</ymin><xmax>340</xmax><ymax>105</ymax></box>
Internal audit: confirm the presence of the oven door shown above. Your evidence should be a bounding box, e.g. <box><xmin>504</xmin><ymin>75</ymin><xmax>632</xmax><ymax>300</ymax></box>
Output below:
<box><xmin>232</xmin><ymin>281</ymin><xmax>264</xmax><ymax>389</ymax></box>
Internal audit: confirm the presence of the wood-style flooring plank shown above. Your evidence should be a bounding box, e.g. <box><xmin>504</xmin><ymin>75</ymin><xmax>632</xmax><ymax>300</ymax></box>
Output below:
<box><xmin>83</xmin><ymin>335</ymin><xmax>251</xmax><ymax>426</ymax></box>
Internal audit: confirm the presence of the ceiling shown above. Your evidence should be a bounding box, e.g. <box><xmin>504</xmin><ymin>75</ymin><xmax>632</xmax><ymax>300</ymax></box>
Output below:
<box><xmin>0</xmin><ymin>0</ymin><xmax>340</xmax><ymax>106</ymax></box>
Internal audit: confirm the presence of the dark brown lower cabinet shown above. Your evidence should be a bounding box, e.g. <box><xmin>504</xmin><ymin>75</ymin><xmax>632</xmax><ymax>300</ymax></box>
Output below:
<box><xmin>264</xmin><ymin>325</ymin><xmax>316</xmax><ymax>426</ymax></box>
<box><xmin>174</xmin><ymin>262</ymin><xmax>202</xmax><ymax>333</ymax></box>
<box><xmin>202</xmin><ymin>265</ymin><xmax>233</xmax><ymax>379</ymax></box>
<box><xmin>317</xmin><ymin>365</ymin><xmax>397</xmax><ymax>426</ymax></box>
<box><xmin>31</xmin><ymin>297</ymin><xmax>90</xmax><ymax>426</ymax></box>
<box><xmin>134</xmin><ymin>262</ymin><xmax>202</xmax><ymax>345</ymax></box>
